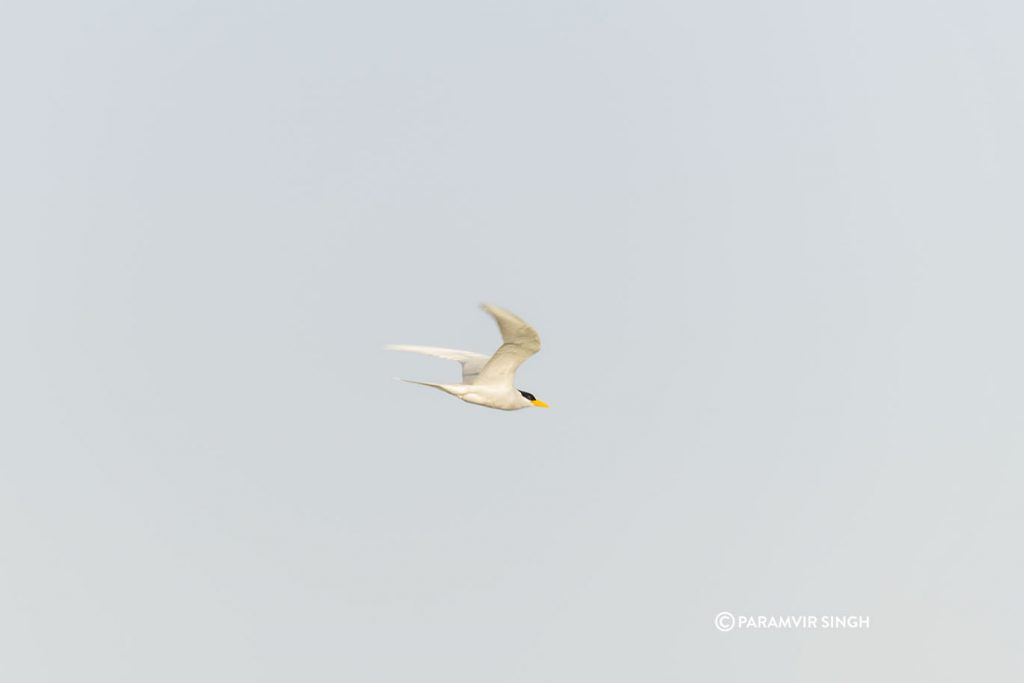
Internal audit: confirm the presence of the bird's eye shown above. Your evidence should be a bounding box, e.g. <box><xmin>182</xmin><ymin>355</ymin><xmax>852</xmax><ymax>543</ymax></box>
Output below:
<box><xmin>519</xmin><ymin>390</ymin><xmax>535</xmax><ymax>401</ymax></box>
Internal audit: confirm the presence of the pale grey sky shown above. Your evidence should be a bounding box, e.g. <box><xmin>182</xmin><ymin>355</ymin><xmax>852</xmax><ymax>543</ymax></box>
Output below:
<box><xmin>2</xmin><ymin>1</ymin><xmax>1023</xmax><ymax>680</ymax></box>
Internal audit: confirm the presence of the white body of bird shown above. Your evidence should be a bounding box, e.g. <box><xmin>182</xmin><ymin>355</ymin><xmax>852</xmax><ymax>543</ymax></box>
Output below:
<box><xmin>398</xmin><ymin>380</ymin><xmax>539</xmax><ymax>410</ymax></box>
<box><xmin>387</xmin><ymin>304</ymin><xmax>549</xmax><ymax>411</ymax></box>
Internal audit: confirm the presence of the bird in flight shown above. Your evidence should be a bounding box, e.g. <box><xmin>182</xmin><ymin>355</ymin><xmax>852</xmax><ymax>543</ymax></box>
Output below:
<box><xmin>387</xmin><ymin>304</ymin><xmax>550</xmax><ymax>411</ymax></box>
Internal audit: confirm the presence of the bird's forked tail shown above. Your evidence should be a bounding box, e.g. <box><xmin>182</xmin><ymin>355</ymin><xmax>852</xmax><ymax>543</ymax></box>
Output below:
<box><xmin>394</xmin><ymin>378</ymin><xmax>460</xmax><ymax>396</ymax></box>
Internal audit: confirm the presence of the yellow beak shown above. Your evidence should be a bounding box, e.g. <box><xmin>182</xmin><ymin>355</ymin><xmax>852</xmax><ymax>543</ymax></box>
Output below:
<box><xmin>531</xmin><ymin>399</ymin><xmax>550</xmax><ymax>408</ymax></box>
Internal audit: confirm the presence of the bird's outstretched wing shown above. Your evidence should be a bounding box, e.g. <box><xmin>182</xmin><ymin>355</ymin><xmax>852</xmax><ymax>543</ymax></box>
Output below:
<box><xmin>473</xmin><ymin>304</ymin><xmax>542</xmax><ymax>386</ymax></box>
<box><xmin>385</xmin><ymin>345</ymin><xmax>490</xmax><ymax>383</ymax></box>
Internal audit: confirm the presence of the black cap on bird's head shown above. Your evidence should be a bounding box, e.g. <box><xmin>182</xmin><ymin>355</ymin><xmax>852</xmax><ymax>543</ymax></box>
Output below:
<box><xmin>518</xmin><ymin>389</ymin><xmax>549</xmax><ymax>408</ymax></box>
